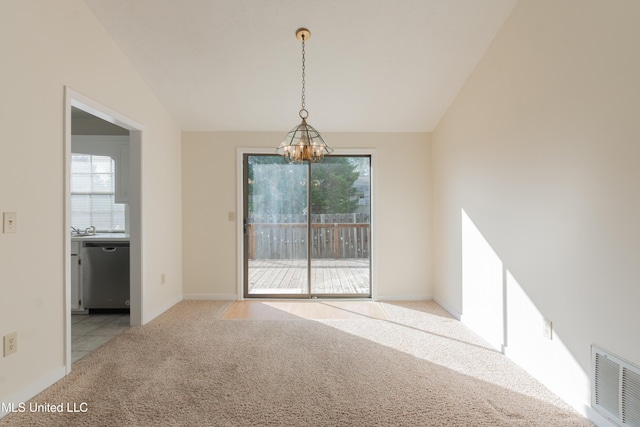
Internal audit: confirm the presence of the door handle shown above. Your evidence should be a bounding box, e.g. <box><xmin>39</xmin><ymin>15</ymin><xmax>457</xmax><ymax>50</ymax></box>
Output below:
<box><xmin>101</xmin><ymin>247</ymin><xmax>117</xmax><ymax>252</ymax></box>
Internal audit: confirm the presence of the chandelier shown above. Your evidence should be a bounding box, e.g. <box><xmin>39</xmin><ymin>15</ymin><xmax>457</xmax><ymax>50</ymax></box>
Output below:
<box><xmin>276</xmin><ymin>28</ymin><xmax>333</xmax><ymax>164</ymax></box>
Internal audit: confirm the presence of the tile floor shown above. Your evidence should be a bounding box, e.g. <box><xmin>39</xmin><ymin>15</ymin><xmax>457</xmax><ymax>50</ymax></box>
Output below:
<box><xmin>71</xmin><ymin>313</ymin><xmax>130</xmax><ymax>363</ymax></box>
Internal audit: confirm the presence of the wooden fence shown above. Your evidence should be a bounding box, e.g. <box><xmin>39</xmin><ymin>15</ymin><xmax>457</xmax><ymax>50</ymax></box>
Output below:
<box><xmin>247</xmin><ymin>221</ymin><xmax>370</xmax><ymax>260</ymax></box>
<box><xmin>249</xmin><ymin>213</ymin><xmax>369</xmax><ymax>224</ymax></box>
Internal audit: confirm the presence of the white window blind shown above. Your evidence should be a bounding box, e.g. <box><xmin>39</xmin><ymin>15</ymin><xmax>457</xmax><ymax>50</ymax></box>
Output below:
<box><xmin>71</xmin><ymin>154</ymin><xmax>125</xmax><ymax>232</ymax></box>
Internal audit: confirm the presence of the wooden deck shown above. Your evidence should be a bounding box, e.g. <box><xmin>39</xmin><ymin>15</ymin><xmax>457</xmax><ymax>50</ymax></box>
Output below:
<box><xmin>248</xmin><ymin>259</ymin><xmax>370</xmax><ymax>295</ymax></box>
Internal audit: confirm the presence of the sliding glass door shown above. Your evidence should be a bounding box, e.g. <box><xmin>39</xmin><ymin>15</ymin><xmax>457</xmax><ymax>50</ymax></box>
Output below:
<box><xmin>244</xmin><ymin>155</ymin><xmax>309</xmax><ymax>295</ymax></box>
<box><xmin>243</xmin><ymin>154</ymin><xmax>371</xmax><ymax>298</ymax></box>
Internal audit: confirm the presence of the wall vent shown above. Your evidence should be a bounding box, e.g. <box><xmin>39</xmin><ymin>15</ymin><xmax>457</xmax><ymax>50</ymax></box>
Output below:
<box><xmin>592</xmin><ymin>345</ymin><xmax>640</xmax><ymax>427</ymax></box>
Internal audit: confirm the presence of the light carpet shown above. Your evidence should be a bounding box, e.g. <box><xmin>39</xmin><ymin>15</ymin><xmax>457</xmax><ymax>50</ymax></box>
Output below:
<box><xmin>1</xmin><ymin>300</ymin><xmax>593</xmax><ymax>426</ymax></box>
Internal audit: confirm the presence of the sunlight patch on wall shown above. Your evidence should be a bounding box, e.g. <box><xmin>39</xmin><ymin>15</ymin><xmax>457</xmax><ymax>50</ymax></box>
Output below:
<box><xmin>459</xmin><ymin>209</ymin><xmax>590</xmax><ymax>413</ymax></box>
<box><xmin>505</xmin><ymin>270</ymin><xmax>590</xmax><ymax>412</ymax></box>
<box><xmin>461</xmin><ymin>209</ymin><xmax>504</xmax><ymax>350</ymax></box>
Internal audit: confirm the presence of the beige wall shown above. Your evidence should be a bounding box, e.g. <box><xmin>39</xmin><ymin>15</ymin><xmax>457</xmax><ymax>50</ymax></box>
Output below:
<box><xmin>432</xmin><ymin>0</ymin><xmax>640</xmax><ymax>417</ymax></box>
<box><xmin>182</xmin><ymin>132</ymin><xmax>432</xmax><ymax>300</ymax></box>
<box><xmin>0</xmin><ymin>0</ymin><xmax>182</xmax><ymax>404</ymax></box>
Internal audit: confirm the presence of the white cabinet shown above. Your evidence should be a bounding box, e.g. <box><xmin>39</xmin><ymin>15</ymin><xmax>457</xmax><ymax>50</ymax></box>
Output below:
<box><xmin>70</xmin><ymin>241</ymin><xmax>84</xmax><ymax>311</ymax></box>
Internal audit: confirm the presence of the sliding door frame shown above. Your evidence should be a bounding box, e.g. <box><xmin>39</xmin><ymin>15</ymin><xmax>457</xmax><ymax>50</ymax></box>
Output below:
<box><xmin>236</xmin><ymin>147</ymin><xmax>377</xmax><ymax>300</ymax></box>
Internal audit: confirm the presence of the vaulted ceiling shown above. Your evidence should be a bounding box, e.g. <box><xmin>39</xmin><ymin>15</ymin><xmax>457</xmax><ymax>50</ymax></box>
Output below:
<box><xmin>85</xmin><ymin>0</ymin><xmax>517</xmax><ymax>132</ymax></box>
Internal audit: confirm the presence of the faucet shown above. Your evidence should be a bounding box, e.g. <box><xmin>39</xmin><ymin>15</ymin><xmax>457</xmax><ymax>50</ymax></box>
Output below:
<box><xmin>85</xmin><ymin>226</ymin><xmax>96</xmax><ymax>235</ymax></box>
<box><xmin>71</xmin><ymin>226</ymin><xmax>79</xmax><ymax>235</ymax></box>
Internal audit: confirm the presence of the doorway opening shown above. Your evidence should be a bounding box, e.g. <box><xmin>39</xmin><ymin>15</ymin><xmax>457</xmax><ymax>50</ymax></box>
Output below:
<box><xmin>64</xmin><ymin>88</ymin><xmax>143</xmax><ymax>372</ymax></box>
<box><xmin>242</xmin><ymin>154</ymin><xmax>372</xmax><ymax>298</ymax></box>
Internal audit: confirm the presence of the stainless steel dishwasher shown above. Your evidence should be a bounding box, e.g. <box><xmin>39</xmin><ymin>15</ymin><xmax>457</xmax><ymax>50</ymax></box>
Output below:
<box><xmin>82</xmin><ymin>241</ymin><xmax>130</xmax><ymax>309</ymax></box>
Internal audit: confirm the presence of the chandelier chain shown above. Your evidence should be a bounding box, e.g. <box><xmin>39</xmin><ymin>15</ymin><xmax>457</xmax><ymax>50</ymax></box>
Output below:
<box><xmin>276</xmin><ymin>28</ymin><xmax>333</xmax><ymax>164</ymax></box>
<box><xmin>301</xmin><ymin>36</ymin><xmax>306</xmax><ymax>111</ymax></box>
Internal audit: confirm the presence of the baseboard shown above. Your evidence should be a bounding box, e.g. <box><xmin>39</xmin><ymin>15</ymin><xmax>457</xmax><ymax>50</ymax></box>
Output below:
<box><xmin>0</xmin><ymin>366</ymin><xmax>66</xmax><ymax>419</ymax></box>
<box><xmin>432</xmin><ymin>296</ymin><xmax>461</xmax><ymax>320</ymax></box>
<box><xmin>183</xmin><ymin>293</ymin><xmax>237</xmax><ymax>301</ymax></box>
<box><xmin>375</xmin><ymin>294</ymin><xmax>432</xmax><ymax>301</ymax></box>
<box><xmin>142</xmin><ymin>294</ymin><xmax>183</xmax><ymax>324</ymax></box>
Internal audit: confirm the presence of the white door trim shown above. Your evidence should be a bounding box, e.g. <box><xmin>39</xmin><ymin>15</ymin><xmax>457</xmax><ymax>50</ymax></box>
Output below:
<box><xmin>235</xmin><ymin>148</ymin><xmax>377</xmax><ymax>301</ymax></box>
<box><xmin>64</xmin><ymin>87</ymin><xmax>144</xmax><ymax>374</ymax></box>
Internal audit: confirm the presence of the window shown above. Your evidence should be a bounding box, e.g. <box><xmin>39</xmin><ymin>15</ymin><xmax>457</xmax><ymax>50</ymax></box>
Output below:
<box><xmin>71</xmin><ymin>154</ymin><xmax>125</xmax><ymax>232</ymax></box>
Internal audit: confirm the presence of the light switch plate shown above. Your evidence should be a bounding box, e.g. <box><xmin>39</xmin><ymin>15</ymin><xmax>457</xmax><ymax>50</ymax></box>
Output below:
<box><xmin>3</xmin><ymin>212</ymin><xmax>17</xmax><ymax>233</ymax></box>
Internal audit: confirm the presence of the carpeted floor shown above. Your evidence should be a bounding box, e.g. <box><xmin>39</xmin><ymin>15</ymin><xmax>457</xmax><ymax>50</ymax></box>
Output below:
<box><xmin>1</xmin><ymin>300</ymin><xmax>593</xmax><ymax>426</ymax></box>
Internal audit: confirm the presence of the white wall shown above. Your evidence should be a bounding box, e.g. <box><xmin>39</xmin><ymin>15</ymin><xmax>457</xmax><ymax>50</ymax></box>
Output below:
<box><xmin>432</xmin><ymin>0</ymin><xmax>640</xmax><ymax>418</ymax></box>
<box><xmin>182</xmin><ymin>132</ymin><xmax>432</xmax><ymax>300</ymax></box>
<box><xmin>0</xmin><ymin>0</ymin><xmax>182</xmax><ymax>406</ymax></box>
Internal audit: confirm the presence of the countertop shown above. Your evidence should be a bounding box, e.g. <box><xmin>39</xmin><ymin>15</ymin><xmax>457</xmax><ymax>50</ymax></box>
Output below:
<box><xmin>71</xmin><ymin>233</ymin><xmax>130</xmax><ymax>242</ymax></box>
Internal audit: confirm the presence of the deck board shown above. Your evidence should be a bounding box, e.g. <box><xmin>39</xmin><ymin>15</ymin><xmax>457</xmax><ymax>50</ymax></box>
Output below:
<box><xmin>248</xmin><ymin>259</ymin><xmax>370</xmax><ymax>295</ymax></box>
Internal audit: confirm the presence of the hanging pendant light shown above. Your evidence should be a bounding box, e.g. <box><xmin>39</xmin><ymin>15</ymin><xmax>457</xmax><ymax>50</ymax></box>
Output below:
<box><xmin>276</xmin><ymin>28</ymin><xmax>333</xmax><ymax>164</ymax></box>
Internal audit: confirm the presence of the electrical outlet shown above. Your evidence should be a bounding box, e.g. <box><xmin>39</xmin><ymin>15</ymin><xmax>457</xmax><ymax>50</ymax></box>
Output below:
<box><xmin>3</xmin><ymin>212</ymin><xmax>17</xmax><ymax>233</ymax></box>
<box><xmin>161</xmin><ymin>273</ymin><xmax>166</xmax><ymax>285</ymax></box>
<box><xmin>4</xmin><ymin>332</ymin><xmax>17</xmax><ymax>357</ymax></box>
<box><xmin>542</xmin><ymin>319</ymin><xmax>553</xmax><ymax>340</ymax></box>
